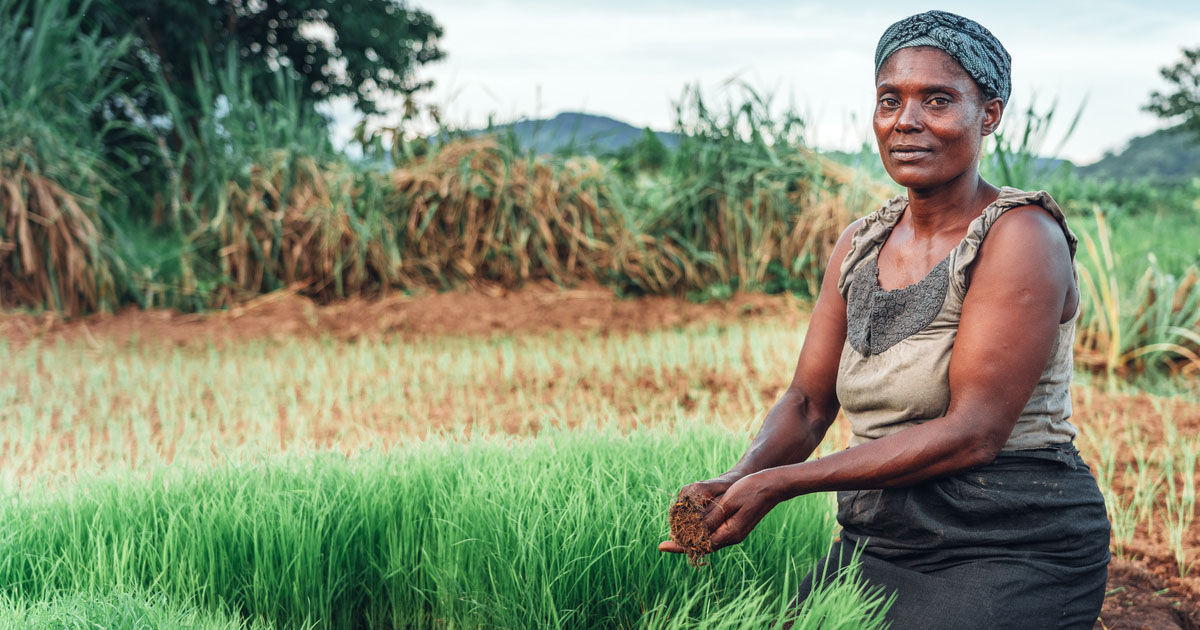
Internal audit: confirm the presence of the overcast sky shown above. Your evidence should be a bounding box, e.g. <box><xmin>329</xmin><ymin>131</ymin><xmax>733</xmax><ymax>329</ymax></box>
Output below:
<box><xmin>334</xmin><ymin>0</ymin><xmax>1200</xmax><ymax>164</ymax></box>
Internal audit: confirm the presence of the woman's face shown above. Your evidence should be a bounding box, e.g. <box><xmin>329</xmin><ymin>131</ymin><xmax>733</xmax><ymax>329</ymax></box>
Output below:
<box><xmin>873</xmin><ymin>46</ymin><xmax>1003</xmax><ymax>191</ymax></box>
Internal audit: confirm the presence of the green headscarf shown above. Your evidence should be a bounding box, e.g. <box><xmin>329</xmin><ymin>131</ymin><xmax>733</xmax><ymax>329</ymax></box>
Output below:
<box><xmin>875</xmin><ymin>10</ymin><xmax>1012</xmax><ymax>104</ymax></box>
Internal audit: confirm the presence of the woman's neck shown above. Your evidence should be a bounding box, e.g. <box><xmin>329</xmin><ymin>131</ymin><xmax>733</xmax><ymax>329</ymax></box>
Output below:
<box><xmin>904</xmin><ymin>171</ymin><xmax>999</xmax><ymax>239</ymax></box>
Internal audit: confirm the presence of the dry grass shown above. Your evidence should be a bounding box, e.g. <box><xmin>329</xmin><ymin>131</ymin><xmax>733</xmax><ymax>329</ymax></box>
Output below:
<box><xmin>195</xmin><ymin>138</ymin><xmax>887</xmax><ymax>305</ymax></box>
<box><xmin>0</xmin><ymin>165</ymin><xmax>111</xmax><ymax>315</ymax></box>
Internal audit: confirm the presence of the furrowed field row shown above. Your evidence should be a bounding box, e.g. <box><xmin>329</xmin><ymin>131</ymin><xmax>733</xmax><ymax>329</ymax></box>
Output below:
<box><xmin>2</xmin><ymin>321</ymin><xmax>1196</xmax><ymax>581</ymax></box>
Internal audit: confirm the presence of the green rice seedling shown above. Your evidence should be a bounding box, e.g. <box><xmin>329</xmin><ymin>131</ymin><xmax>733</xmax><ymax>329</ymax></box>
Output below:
<box><xmin>639</xmin><ymin>552</ymin><xmax>891</xmax><ymax>630</ymax></box>
<box><xmin>0</xmin><ymin>590</ymin><xmax>274</xmax><ymax>630</ymax></box>
<box><xmin>1159</xmin><ymin>411</ymin><xmax>1199</xmax><ymax>577</ymax></box>
<box><xmin>0</xmin><ymin>424</ymin><xmax>887</xmax><ymax>630</ymax></box>
<box><xmin>1087</xmin><ymin>428</ymin><xmax>1137</xmax><ymax>557</ymax></box>
<box><xmin>1124</xmin><ymin>425</ymin><xmax>1166</xmax><ymax>541</ymax></box>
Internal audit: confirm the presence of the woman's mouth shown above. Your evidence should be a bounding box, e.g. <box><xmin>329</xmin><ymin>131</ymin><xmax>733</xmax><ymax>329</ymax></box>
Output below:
<box><xmin>890</xmin><ymin>146</ymin><xmax>932</xmax><ymax>162</ymax></box>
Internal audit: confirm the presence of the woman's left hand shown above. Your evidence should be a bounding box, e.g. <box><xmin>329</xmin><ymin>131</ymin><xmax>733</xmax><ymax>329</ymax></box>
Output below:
<box><xmin>701</xmin><ymin>470</ymin><xmax>785</xmax><ymax>552</ymax></box>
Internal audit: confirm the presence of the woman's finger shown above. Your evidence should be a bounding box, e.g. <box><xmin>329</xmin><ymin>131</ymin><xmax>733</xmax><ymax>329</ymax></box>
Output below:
<box><xmin>708</xmin><ymin>516</ymin><xmax>746</xmax><ymax>550</ymax></box>
<box><xmin>701</xmin><ymin>500</ymin><xmax>733</xmax><ymax>532</ymax></box>
<box><xmin>658</xmin><ymin>540</ymin><xmax>686</xmax><ymax>553</ymax></box>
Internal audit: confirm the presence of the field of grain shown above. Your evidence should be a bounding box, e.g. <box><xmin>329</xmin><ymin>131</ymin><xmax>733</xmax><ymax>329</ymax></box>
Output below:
<box><xmin>2</xmin><ymin>289</ymin><xmax>1198</xmax><ymax>628</ymax></box>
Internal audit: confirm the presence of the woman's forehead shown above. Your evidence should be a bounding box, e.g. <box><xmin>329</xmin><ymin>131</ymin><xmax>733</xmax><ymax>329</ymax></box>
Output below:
<box><xmin>876</xmin><ymin>47</ymin><xmax>978</xmax><ymax>93</ymax></box>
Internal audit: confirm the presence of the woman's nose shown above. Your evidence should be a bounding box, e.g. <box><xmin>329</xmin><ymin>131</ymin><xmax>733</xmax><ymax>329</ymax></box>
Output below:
<box><xmin>896</xmin><ymin>100</ymin><xmax>923</xmax><ymax>132</ymax></box>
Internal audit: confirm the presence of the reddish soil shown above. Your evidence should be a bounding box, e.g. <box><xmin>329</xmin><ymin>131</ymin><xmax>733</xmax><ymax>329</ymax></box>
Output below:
<box><xmin>0</xmin><ymin>281</ymin><xmax>804</xmax><ymax>348</ymax></box>
<box><xmin>1100</xmin><ymin>559</ymin><xmax>1199</xmax><ymax>630</ymax></box>
<box><xmin>669</xmin><ymin>494</ymin><xmax>714</xmax><ymax>568</ymax></box>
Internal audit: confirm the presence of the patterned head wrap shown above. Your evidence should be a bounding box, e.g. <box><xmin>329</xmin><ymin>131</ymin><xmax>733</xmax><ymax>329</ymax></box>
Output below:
<box><xmin>875</xmin><ymin>10</ymin><xmax>1012</xmax><ymax>104</ymax></box>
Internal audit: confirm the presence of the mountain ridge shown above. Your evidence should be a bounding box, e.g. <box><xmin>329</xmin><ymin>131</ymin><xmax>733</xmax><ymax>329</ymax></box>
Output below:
<box><xmin>464</xmin><ymin>112</ymin><xmax>1198</xmax><ymax>181</ymax></box>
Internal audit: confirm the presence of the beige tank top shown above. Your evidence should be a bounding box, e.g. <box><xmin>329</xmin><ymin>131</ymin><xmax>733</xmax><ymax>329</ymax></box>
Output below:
<box><xmin>835</xmin><ymin>187</ymin><xmax>1079</xmax><ymax>450</ymax></box>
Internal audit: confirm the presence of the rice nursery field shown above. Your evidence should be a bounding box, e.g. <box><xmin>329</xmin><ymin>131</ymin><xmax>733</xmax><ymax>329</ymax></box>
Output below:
<box><xmin>1</xmin><ymin>298</ymin><xmax>1198</xmax><ymax>629</ymax></box>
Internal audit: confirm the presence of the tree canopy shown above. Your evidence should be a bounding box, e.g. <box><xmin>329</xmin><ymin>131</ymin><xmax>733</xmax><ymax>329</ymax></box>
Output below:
<box><xmin>90</xmin><ymin>0</ymin><xmax>445</xmax><ymax>116</ymax></box>
<box><xmin>1146</xmin><ymin>46</ymin><xmax>1200</xmax><ymax>141</ymax></box>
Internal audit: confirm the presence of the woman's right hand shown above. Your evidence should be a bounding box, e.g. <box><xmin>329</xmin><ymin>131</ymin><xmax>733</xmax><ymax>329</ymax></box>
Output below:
<box><xmin>657</xmin><ymin>474</ymin><xmax>741</xmax><ymax>553</ymax></box>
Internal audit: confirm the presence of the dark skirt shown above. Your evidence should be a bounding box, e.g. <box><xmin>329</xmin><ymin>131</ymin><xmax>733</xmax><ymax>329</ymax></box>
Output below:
<box><xmin>794</xmin><ymin>445</ymin><xmax>1110</xmax><ymax>630</ymax></box>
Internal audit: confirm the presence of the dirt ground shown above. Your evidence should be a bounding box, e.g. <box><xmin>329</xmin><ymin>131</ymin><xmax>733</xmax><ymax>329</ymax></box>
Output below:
<box><xmin>0</xmin><ymin>281</ymin><xmax>805</xmax><ymax>348</ymax></box>
<box><xmin>1103</xmin><ymin>559</ymin><xmax>1199</xmax><ymax>630</ymax></box>
<box><xmin>2</xmin><ymin>283</ymin><xmax>1198</xmax><ymax>627</ymax></box>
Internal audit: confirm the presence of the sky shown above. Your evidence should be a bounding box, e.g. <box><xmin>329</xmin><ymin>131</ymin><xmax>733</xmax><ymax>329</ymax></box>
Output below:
<box><xmin>330</xmin><ymin>0</ymin><xmax>1200</xmax><ymax>165</ymax></box>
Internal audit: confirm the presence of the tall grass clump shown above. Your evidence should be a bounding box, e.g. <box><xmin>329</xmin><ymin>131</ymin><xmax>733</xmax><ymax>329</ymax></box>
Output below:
<box><xmin>1074</xmin><ymin>210</ymin><xmax>1200</xmax><ymax>380</ymax></box>
<box><xmin>117</xmin><ymin>49</ymin><xmax>352</xmax><ymax>310</ymax></box>
<box><xmin>348</xmin><ymin>85</ymin><xmax>889</xmax><ymax>301</ymax></box>
<box><xmin>0</xmin><ymin>424</ymin><xmax>888</xmax><ymax>630</ymax></box>
<box><xmin>134</xmin><ymin>81</ymin><xmax>890</xmax><ymax>308</ymax></box>
<box><xmin>0</xmin><ymin>0</ymin><xmax>125</xmax><ymax>315</ymax></box>
<box><xmin>381</xmin><ymin>138</ymin><xmax>627</xmax><ymax>292</ymax></box>
<box><xmin>981</xmin><ymin>98</ymin><xmax>1082</xmax><ymax>192</ymax></box>
<box><xmin>601</xmin><ymin>85</ymin><xmax>891</xmax><ymax>298</ymax></box>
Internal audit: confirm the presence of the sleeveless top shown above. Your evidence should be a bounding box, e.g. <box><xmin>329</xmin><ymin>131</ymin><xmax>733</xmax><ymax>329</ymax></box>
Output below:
<box><xmin>835</xmin><ymin>187</ymin><xmax>1079</xmax><ymax>450</ymax></box>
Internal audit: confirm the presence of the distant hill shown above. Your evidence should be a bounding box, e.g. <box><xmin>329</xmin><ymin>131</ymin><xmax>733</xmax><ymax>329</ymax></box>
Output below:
<box><xmin>464</xmin><ymin>112</ymin><xmax>681</xmax><ymax>155</ymax></box>
<box><xmin>458</xmin><ymin>112</ymin><xmax>1199</xmax><ymax>182</ymax></box>
<box><xmin>1078</xmin><ymin>125</ymin><xmax>1200</xmax><ymax>182</ymax></box>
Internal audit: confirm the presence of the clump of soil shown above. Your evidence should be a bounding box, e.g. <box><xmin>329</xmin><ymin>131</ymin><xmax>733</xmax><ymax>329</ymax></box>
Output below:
<box><xmin>669</xmin><ymin>494</ymin><xmax>714</xmax><ymax>568</ymax></box>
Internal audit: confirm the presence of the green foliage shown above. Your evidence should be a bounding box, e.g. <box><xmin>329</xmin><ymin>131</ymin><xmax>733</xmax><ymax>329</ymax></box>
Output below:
<box><xmin>1075</xmin><ymin>210</ymin><xmax>1200</xmax><ymax>379</ymax></box>
<box><xmin>0</xmin><ymin>591</ymin><xmax>269</xmax><ymax>630</ymax></box>
<box><xmin>0</xmin><ymin>426</ymin><xmax>889</xmax><ymax>629</ymax></box>
<box><xmin>0</xmin><ymin>0</ymin><xmax>127</xmax><ymax>182</ymax></box>
<box><xmin>612</xmin><ymin>126</ymin><xmax>673</xmax><ymax>175</ymax></box>
<box><xmin>109</xmin><ymin>48</ymin><xmax>342</xmax><ymax>309</ymax></box>
<box><xmin>980</xmin><ymin>98</ymin><xmax>1082</xmax><ymax>191</ymax></box>
<box><xmin>1146</xmin><ymin>46</ymin><xmax>1200</xmax><ymax>141</ymax></box>
<box><xmin>87</xmin><ymin>0</ymin><xmax>444</xmax><ymax>116</ymax></box>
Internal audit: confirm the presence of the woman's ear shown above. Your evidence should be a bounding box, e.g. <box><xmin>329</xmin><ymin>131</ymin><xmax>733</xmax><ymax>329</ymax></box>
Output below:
<box><xmin>981</xmin><ymin>98</ymin><xmax>1004</xmax><ymax>136</ymax></box>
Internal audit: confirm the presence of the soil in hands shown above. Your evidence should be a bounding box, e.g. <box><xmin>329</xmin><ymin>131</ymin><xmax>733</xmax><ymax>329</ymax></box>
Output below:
<box><xmin>669</xmin><ymin>494</ymin><xmax>714</xmax><ymax>568</ymax></box>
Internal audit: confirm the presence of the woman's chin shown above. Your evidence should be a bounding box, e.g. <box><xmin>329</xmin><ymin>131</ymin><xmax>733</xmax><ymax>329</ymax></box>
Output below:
<box><xmin>882</xmin><ymin>164</ymin><xmax>972</xmax><ymax>191</ymax></box>
<box><xmin>882</xmin><ymin>168</ymin><xmax>940</xmax><ymax>190</ymax></box>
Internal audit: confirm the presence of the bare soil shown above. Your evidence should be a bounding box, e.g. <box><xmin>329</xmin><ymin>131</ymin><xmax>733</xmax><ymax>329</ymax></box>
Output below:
<box><xmin>1100</xmin><ymin>559</ymin><xmax>1199</xmax><ymax>630</ymax></box>
<box><xmin>0</xmin><ymin>281</ymin><xmax>804</xmax><ymax>349</ymax></box>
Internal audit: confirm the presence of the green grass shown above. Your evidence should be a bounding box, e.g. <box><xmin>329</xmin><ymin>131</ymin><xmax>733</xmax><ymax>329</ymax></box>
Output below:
<box><xmin>0</xmin><ymin>591</ymin><xmax>268</xmax><ymax>630</ymax></box>
<box><xmin>0</xmin><ymin>425</ymin><xmax>889</xmax><ymax>629</ymax></box>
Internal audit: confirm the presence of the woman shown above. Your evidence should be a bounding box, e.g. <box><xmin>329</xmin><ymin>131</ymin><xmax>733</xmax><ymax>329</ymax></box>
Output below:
<box><xmin>659</xmin><ymin>11</ymin><xmax>1110</xmax><ymax>630</ymax></box>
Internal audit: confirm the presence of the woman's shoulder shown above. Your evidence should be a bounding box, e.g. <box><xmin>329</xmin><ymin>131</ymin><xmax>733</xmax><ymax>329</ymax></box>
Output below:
<box><xmin>950</xmin><ymin>186</ymin><xmax>1077</xmax><ymax>298</ymax></box>
<box><xmin>970</xmin><ymin>187</ymin><xmax>1076</xmax><ymax>258</ymax></box>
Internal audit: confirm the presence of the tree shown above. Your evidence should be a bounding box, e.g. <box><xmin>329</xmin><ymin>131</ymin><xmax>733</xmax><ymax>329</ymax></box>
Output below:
<box><xmin>88</xmin><ymin>0</ymin><xmax>444</xmax><ymax>117</ymax></box>
<box><xmin>1146</xmin><ymin>46</ymin><xmax>1200</xmax><ymax>140</ymax></box>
